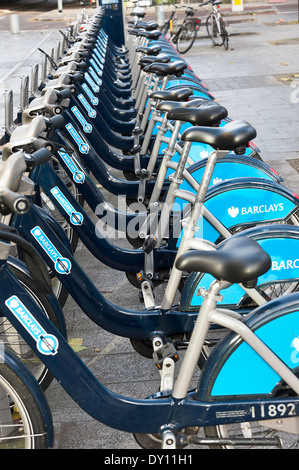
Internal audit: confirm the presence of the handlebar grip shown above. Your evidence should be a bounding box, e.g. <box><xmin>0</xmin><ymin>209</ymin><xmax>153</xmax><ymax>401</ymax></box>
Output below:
<box><xmin>79</xmin><ymin>51</ymin><xmax>89</xmax><ymax>58</ymax></box>
<box><xmin>32</xmin><ymin>138</ymin><xmax>54</xmax><ymax>152</ymax></box>
<box><xmin>56</xmin><ymin>88</ymin><xmax>72</xmax><ymax>100</ymax></box>
<box><xmin>44</xmin><ymin>103</ymin><xmax>63</xmax><ymax>115</ymax></box>
<box><xmin>31</xmin><ymin>147</ymin><xmax>52</xmax><ymax>166</ymax></box>
<box><xmin>45</xmin><ymin>114</ymin><xmax>65</xmax><ymax>130</ymax></box>
<box><xmin>0</xmin><ymin>189</ymin><xmax>30</xmax><ymax>215</ymax></box>
<box><xmin>69</xmin><ymin>72</ymin><xmax>84</xmax><ymax>84</ymax></box>
<box><xmin>76</xmin><ymin>62</ymin><xmax>88</xmax><ymax>71</ymax></box>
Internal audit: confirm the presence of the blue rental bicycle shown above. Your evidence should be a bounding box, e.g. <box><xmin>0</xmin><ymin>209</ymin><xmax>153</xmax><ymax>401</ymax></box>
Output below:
<box><xmin>1</xmin><ymin>155</ymin><xmax>299</xmax><ymax>449</ymax></box>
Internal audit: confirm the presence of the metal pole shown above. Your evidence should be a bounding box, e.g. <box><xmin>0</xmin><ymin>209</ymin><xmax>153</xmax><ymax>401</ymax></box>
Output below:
<box><xmin>10</xmin><ymin>14</ymin><xmax>20</xmax><ymax>34</ymax></box>
<box><xmin>57</xmin><ymin>0</ymin><xmax>63</xmax><ymax>14</ymax></box>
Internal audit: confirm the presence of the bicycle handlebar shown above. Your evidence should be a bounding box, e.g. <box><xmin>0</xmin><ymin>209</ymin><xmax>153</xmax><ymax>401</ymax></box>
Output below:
<box><xmin>198</xmin><ymin>0</ymin><xmax>221</xmax><ymax>7</ymax></box>
<box><xmin>25</xmin><ymin>147</ymin><xmax>53</xmax><ymax>170</ymax></box>
<box><xmin>0</xmin><ymin>147</ymin><xmax>52</xmax><ymax>214</ymax></box>
<box><xmin>55</xmin><ymin>88</ymin><xmax>72</xmax><ymax>100</ymax></box>
<box><xmin>0</xmin><ymin>188</ymin><xmax>30</xmax><ymax>215</ymax></box>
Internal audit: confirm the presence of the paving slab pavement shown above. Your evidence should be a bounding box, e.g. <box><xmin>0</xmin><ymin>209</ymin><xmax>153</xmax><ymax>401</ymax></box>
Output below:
<box><xmin>0</xmin><ymin>0</ymin><xmax>299</xmax><ymax>453</ymax></box>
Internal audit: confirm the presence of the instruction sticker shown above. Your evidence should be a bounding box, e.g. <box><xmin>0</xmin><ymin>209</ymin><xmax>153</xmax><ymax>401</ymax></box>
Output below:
<box><xmin>90</xmin><ymin>58</ymin><xmax>103</xmax><ymax>77</ymax></box>
<box><xmin>71</xmin><ymin>106</ymin><xmax>92</xmax><ymax>133</ymax></box>
<box><xmin>58</xmin><ymin>149</ymin><xmax>85</xmax><ymax>184</ymax></box>
<box><xmin>50</xmin><ymin>186</ymin><xmax>84</xmax><ymax>226</ymax></box>
<box><xmin>31</xmin><ymin>226</ymin><xmax>72</xmax><ymax>275</ymax></box>
<box><xmin>5</xmin><ymin>295</ymin><xmax>59</xmax><ymax>356</ymax></box>
<box><xmin>77</xmin><ymin>94</ymin><xmax>97</xmax><ymax>118</ymax></box>
<box><xmin>84</xmin><ymin>73</ymin><xmax>100</xmax><ymax>93</ymax></box>
<box><xmin>89</xmin><ymin>66</ymin><xmax>102</xmax><ymax>85</ymax></box>
<box><xmin>65</xmin><ymin>123</ymin><xmax>90</xmax><ymax>154</ymax></box>
<box><xmin>82</xmin><ymin>83</ymin><xmax>99</xmax><ymax>105</ymax></box>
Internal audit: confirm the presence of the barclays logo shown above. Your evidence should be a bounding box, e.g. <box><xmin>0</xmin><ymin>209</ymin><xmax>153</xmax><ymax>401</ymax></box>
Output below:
<box><xmin>228</xmin><ymin>206</ymin><xmax>239</xmax><ymax>218</ymax></box>
<box><xmin>228</xmin><ymin>203</ymin><xmax>284</xmax><ymax>218</ymax></box>
<box><xmin>291</xmin><ymin>336</ymin><xmax>299</xmax><ymax>364</ymax></box>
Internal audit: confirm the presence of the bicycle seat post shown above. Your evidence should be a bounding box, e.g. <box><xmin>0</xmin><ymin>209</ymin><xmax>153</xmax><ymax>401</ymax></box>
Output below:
<box><xmin>142</xmin><ymin>109</ymin><xmax>169</xmax><ymax>176</ymax></box>
<box><xmin>140</xmin><ymin>74</ymin><xmax>168</xmax><ymax>133</ymax></box>
<box><xmin>149</xmin><ymin>119</ymin><xmax>182</xmax><ymax>207</ymax></box>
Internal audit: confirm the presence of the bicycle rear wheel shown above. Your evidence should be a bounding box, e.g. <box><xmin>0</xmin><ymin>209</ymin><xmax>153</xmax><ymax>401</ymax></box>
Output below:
<box><xmin>206</xmin><ymin>15</ymin><xmax>223</xmax><ymax>46</ymax></box>
<box><xmin>176</xmin><ymin>21</ymin><xmax>197</xmax><ymax>54</ymax></box>
<box><xmin>220</xmin><ymin>18</ymin><xmax>229</xmax><ymax>49</ymax></box>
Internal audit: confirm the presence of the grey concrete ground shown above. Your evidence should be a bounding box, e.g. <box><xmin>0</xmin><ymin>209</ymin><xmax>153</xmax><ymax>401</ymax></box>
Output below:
<box><xmin>186</xmin><ymin>8</ymin><xmax>299</xmax><ymax>191</ymax></box>
<box><xmin>1</xmin><ymin>0</ymin><xmax>299</xmax><ymax>452</ymax></box>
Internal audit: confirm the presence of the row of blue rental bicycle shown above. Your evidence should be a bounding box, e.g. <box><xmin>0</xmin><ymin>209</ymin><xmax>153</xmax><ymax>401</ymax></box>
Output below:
<box><xmin>1</xmin><ymin>5</ymin><xmax>299</xmax><ymax>449</ymax></box>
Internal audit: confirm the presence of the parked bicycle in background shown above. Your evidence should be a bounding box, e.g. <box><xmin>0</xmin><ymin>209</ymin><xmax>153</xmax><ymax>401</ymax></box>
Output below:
<box><xmin>160</xmin><ymin>4</ymin><xmax>201</xmax><ymax>53</ymax></box>
<box><xmin>199</xmin><ymin>0</ymin><xmax>229</xmax><ymax>49</ymax></box>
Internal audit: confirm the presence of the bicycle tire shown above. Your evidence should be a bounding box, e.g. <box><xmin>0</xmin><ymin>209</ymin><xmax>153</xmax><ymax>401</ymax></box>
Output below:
<box><xmin>3</xmin><ymin>264</ymin><xmax>65</xmax><ymax>391</ymax></box>
<box><xmin>160</xmin><ymin>20</ymin><xmax>170</xmax><ymax>36</ymax></box>
<box><xmin>220</xmin><ymin>18</ymin><xmax>229</xmax><ymax>50</ymax></box>
<box><xmin>176</xmin><ymin>21</ymin><xmax>197</xmax><ymax>54</ymax></box>
<box><xmin>206</xmin><ymin>14</ymin><xmax>223</xmax><ymax>46</ymax></box>
<box><xmin>0</xmin><ymin>361</ymin><xmax>47</xmax><ymax>449</ymax></box>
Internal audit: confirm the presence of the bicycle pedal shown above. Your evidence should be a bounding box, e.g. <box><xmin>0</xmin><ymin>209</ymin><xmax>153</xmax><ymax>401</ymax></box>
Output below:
<box><xmin>132</xmin><ymin>126</ymin><xmax>143</xmax><ymax>136</ymax></box>
<box><xmin>153</xmin><ymin>342</ymin><xmax>179</xmax><ymax>370</ymax></box>
<box><xmin>135</xmin><ymin>169</ymin><xmax>150</xmax><ymax>179</ymax></box>
<box><xmin>142</xmin><ymin>235</ymin><xmax>157</xmax><ymax>254</ymax></box>
<box><xmin>129</xmin><ymin>144</ymin><xmax>141</xmax><ymax>155</ymax></box>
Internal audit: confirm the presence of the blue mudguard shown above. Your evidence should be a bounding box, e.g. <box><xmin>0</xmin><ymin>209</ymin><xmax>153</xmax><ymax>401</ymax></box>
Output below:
<box><xmin>157</xmin><ymin>119</ymin><xmax>259</xmax><ymax>160</ymax></box>
<box><xmin>180</xmin><ymin>225</ymin><xmax>299</xmax><ymax>311</ymax></box>
<box><xmin>166</xmin><ymin>154</ymin><xmax>282</xmax><ymax>191</ymax></box>
<box><xmin>170</xmin><ymin>178</ymin><xmax>299</xmax><ymax>249</ymax></box>
<box><xmin>195</xmin><ymin>292</ymin><xmax>299</xmax><ymax>400</ymax></box>
<box><xmin>0</xmin><ymin>346</ymin><xmax>54</xmax><ymax>447</ymax></box>
<box><xmin>186</xmin><ymin>154</ymin><xmax>281</xmax><ymax>184</ymax></box>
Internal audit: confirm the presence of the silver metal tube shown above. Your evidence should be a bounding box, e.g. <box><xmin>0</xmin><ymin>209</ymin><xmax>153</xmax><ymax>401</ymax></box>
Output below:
<box><xmin>173</xmin><ymin>281</ymin><xmax>223</xmax><ymax>398</ymax></box>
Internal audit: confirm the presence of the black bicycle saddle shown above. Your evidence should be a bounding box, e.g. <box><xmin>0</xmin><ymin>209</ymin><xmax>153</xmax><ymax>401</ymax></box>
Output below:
<box><xmin>145</xmin><ymin>60</ymin><xmax>188</xmax><ymax>77</ymax></box>
<box><xmin>156</xmin><ymin>99</ymin><xmax>206</xmax><ymax>114</ymax></box>
<box><xmin>175</xmin><ymin>236</ymin><xmax>271</xmax><ymax>287</ymax></box>
<box><xmin>139</xmin><ymin>54</ymin><xmax>170</xmax><ymax>67</ymax></box>
<box><xmin>150</xmin><ymin>87</ymin><xmax>193</xmax><ymax>101</ymax></box>
<box><xmin>136</xmin><ymin>45</ymin><xmax>161</xmax><ymax>56</ymax></box>
<box><xmin>167</xmin><ymin>102</ymin><xmax>228</xmax><ymax>127</ymax></box>
<box><xmin>135</xmin><ymin>30</ymin><xmax>162</xmax><ymax>40</ymax></box>
<box><xmin>181</xmin><ymin>120</ymin><xmax>256</xmax><ymax>152</ymax></box>
<box><xmin>136</xmin><ymin>21</ymin><xmax>159</xmax><ymax>30</ymax></box>
<box><xmin>130</xmin><ymin>10</ymin><xmax>146</xmax><ymax>18</ymax></box>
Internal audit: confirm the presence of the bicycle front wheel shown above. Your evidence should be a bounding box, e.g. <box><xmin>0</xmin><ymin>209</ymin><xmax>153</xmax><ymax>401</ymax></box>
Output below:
<box><xmin>206</xmin><ymin>15</ymin><xmax>223</xmax><ymax>46</ymax></box>
<box><xmin>0</xmin><ymin>361</ymin><xmax>47</xmax><ymax>449</ymax></box>
<box><xmin>176</xmin><ymin>21</ymin><xmax>197</xmax><ymax>54</ymax></box>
